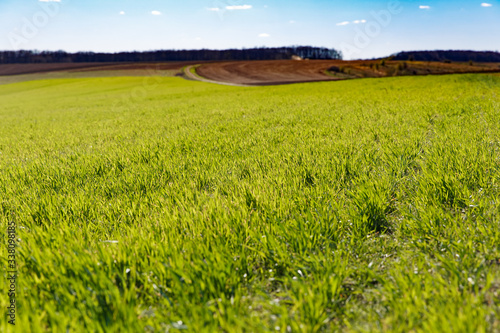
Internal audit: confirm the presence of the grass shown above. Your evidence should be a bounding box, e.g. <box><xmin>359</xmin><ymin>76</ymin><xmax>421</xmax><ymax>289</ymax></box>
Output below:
<box><xmin>188</xmin><ymin>65</ymin><xmax>202</xmax><ymax>77</ymax></box>
<box><xmin>0</xmin><ymin>74</ymin><xmax>499</xmax><ymax>332</ymax></box>
<box><xmin>0</xmin><ymin>69</ymin><xmax>178</xmax><ymax>86</ymax></box>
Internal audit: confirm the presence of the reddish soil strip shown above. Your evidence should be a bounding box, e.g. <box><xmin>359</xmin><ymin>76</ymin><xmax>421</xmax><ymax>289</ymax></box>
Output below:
<box><xmin>0</xmin><ymin>62</ymin><xmax>200</xmax><ymax>76</ymax></box>
<box><xmin>0</xmin><ymin>63</ymin><xmax>113</xmax><ymax>76</ymax></box>
<box><xmin>182</xmin><ymin>65</ymin><xmax>253</xmax><ymax>87</ymax></box>
<box><xmin>70</xmin><ymin>62</ymin><xmax>201</xmax><ymax>72</ymax></box>
<box><xmin>196</xmin><ymin>60</ymin><xmax>343</xmax><ymax>85</ymax></box>
<box><xmin>195</xmin><ymin>60</ymin><xmax>500</xmax><ymax>86</ymax></box>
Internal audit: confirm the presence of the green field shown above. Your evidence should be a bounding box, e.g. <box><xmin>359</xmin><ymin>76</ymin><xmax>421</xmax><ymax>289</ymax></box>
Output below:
<box><xmin>1</xmin><ymin>74</ymin><xmax>499</xmax><ymax>332</ymax></box>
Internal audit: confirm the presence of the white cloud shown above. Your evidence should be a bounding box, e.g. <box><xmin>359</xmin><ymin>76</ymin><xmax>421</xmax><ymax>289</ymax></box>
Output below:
<box><xmin>481</xmin><ymin>3</ymin><xmax>493</xmax><ymax>7</ymax></box>
<box><xmin>151</xmin><ymin>10</ymin><xmax>162</xmax><ymax>15</ymax></box>
<box><xmin>207</xmin><ymin>7</ymin><xmax>220</xmax><ymax>11</ymax></box>
<box><xmin>289</xmin><ymin>20</ymin><xmax>296</xmax><ymax>24</ymax></box>
<box><xmin>195</xmin><ymin>37</ymin><xmax>202</xmax><ymax>41</ymax></box>
<box><xmin>226</xmin><ymin>5</ymin><xmax>252</xmax><ymax>10</ymax></box>
<box><xmin>258</xmin><ymin>33</ymin><xmax>270</xmax><ymax>37</ymax></box>
<box><xmin>419</xmin><ymin>5</ymin><xmax>430</xmax><ymax>9</ymax></box>
<box><xmin>119</xmin><ymin>11</ymin><xmax>125</xmax><ymax>15</ymax></box>
<box><xmin>336</xmin><ymin>21</ymin><xmax>350</xmax><ymax>26</ymax></box>
<box><xmin>352</xmin><ymin>19</ymin><xmax>366</xmax><ymax>24</ymax></box>
<box><xmin>39</xmin><ymin>0</ymin><xmax>61</xmax><ymax>2</ymax></box>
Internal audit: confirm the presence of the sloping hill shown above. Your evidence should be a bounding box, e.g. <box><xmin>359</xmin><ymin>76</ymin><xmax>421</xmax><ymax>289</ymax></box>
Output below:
<box><xmin>195</xmin><ymin>60</ymin><xmax>500</xmax><ymax>86</ymax></box>
<box><xmin>393</xmin><ymin>50</ymin><xmax>500</xmax><ymax>63</ymax></box>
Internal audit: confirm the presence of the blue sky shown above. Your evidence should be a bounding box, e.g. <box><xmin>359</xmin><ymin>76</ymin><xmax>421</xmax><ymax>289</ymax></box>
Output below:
<box><xmin>0</xmin><ymin>0</ymin><xmax>498</xmax><ymax>59</ymax></box>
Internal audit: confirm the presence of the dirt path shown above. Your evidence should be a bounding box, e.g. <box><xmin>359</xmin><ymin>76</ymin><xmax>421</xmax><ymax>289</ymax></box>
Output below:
<box><xmin>182</xmin><ymin>65</ymin><xmax>253</xmax><ymax>87</ymax></box>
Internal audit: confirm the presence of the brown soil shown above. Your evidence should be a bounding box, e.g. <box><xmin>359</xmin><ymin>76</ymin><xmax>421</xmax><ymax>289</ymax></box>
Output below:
<box><xmin>196</xmin><ymin>60</ymin><xmax>342</xmax><ymax>85</ymax></box>
<box><xmin>0</xmin><ymin>62</ymin><xmax>200</xmax><ymax>76</ymax></box>
<box><xmin>0</xmin><ymin>63</ymin><xmax>110</xmax><ymax>76</ymax></box>
<box><xmin>195</xmin><ymin>60</ymin><xmax>500</xmax><ymax>86</ymax></box>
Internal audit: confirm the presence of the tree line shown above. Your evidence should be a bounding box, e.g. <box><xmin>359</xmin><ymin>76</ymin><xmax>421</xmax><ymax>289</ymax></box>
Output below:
<box><xmin>0</xmin><ymin>47</ymin><xmax>342</xmax><ymax>64</ymax></box>
<box><xmin>392</xmin><ymin>50</ymin><xmax>500</xmax><ymax>63</ymax></box>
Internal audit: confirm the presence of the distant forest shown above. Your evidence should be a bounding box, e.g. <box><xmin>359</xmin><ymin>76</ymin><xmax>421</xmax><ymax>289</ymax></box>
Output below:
<box><xmin>0</xmin><ymin>47</ymin><xmax>342</xmax><ymax>64</ymax></box>
<box><xmin>392</xmin><ymin>50</ymin><xmax>500</xmax><ymax>63</ymax></box>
